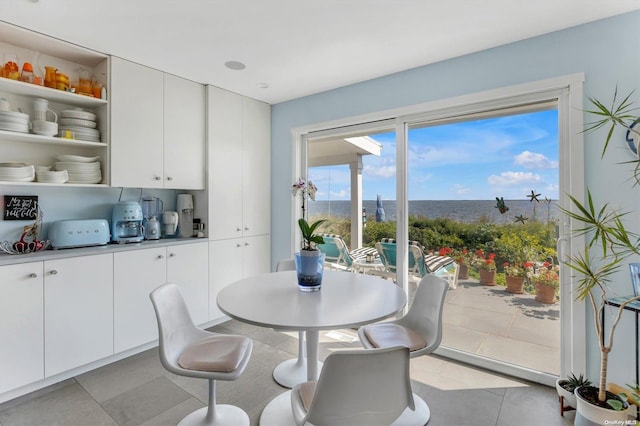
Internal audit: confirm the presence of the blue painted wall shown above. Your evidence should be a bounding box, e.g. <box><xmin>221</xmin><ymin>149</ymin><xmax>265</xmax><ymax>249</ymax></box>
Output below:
<box><xmin>271</xmin><ymin>11</ymin><xmax>640</xmax><ymax>382</ymax></box>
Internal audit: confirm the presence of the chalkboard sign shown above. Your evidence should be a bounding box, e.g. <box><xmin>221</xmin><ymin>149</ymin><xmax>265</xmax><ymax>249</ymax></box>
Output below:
<box><xmin>3</xmin><ymin>195</ymin><xmax>38</xmax><ymax>221</ymax></box>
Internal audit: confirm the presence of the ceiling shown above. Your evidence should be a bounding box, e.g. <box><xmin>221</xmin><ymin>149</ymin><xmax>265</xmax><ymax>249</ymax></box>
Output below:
<box><xmin>2</xmin><ymin>0</ymin><xmax>639</xmax><ymax>104</ymax></box>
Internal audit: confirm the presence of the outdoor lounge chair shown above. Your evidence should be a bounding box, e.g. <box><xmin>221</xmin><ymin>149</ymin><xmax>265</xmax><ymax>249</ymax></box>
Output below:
<box><xmin>316</xmin><ymin>233</ymin><xmax>354</xmax><ymax>271</ymax></box>
<box><xmin>371</xmin><ymin>238</ymin><xmax>459</xmax><ymax>288</ymax></box>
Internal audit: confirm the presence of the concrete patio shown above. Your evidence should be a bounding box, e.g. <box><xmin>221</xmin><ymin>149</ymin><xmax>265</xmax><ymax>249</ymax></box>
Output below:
<box><xmin>441</xmin><ymin>277</ymin><xmax>560</xmax><ymax>376</ymax></box>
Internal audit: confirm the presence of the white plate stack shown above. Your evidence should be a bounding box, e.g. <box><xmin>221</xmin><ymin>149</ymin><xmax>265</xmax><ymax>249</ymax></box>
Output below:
<box><xmin>55</xmin><ymin>156</ymin><xmax>102</xmax><ymax>184</ymax></box>
<box><xmin>0</xmin><ymin>163</ymin><xmax>35</xmax><ymax>182</ymax></box>
<box><xmin>58</xmin><ymin>109</ymin><xmax>100</xmax><ymax>142</ymax></box>
<box><xmin>0</xmin><ymin>111</ymin><xmax>30</xmax><ymax>134</ymax></box>
<box><xmin>36</xmin><ymin>169</ymin><xmax>69</xmax><ymax>184</ymax></box>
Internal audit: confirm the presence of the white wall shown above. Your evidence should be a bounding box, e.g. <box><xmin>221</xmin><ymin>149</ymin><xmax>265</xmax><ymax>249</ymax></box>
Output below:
<box><xmin>271</xmin><ymin>11</ymin><xmax>640</xmax><ymax>383</ymax></box>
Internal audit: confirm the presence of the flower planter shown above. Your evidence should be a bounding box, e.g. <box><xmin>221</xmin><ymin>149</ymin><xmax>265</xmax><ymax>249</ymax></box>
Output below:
<box><xmin>479</xmin><ymin>269</ymin><xmax>496</xmax><ymax>285</ymax></box>
<box><xmin>457</xmin><ymin>263</ymin><xmax>469</xmax><ymax>280</ymax></box>
<box><xmin>295</xmin><ymin>250</ymin><xmax>325</xmax><ymax>291</ymax></box>
<box><xmin>574</xmin><ymin>386</ymin><xmax>630</xmax><ymax>426</ymax></box>
<box><xmin>505</xmin><ymin>275</ymin><xmax>525</xmax><ymax>294</ymax></box>
<box><xmin>534</xmin><ymin>282</ymin><xmax>556</xmax><ymax>304</ymax></box>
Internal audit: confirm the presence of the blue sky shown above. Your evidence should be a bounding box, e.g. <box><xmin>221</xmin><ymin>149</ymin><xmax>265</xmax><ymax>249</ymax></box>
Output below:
<box><xmin>309</xmin><ymin>109</ymin><xmax>559</xmax><ymax>201</ymax></box>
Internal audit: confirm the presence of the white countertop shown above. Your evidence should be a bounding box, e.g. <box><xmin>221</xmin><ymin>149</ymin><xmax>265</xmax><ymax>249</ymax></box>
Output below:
<box><xmin>0</xmin><ymin>237</ymin><xmax>207</xmax><ymax>266</ymax></box>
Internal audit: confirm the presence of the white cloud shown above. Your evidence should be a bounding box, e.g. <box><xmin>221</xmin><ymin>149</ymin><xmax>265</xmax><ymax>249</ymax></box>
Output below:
<box><xmin>487</xmin><ymin>171</ymin><xmax>542</xmax><ymax>186</ymax></box>
<box><xmin>364</xmin><ymin>164</ymin><xmax>396</xmax><ymax>178</ymax></box>
<box><xmin>514</xmin><ymin>151</ymin><xmax>558</xmax><ymax>169</ymax></box>
<box><xmin>329</xmin><ymin>188</ymin><xmax>350</xmax><ymax>199</ymax></box>
<box><xmin>452</xmin><ymin>184</ymin><xmax>471</xmax><ymax>195</ymax></box>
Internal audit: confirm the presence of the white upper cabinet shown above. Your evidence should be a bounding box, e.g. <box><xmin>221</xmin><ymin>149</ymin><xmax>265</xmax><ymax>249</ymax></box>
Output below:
<box><xmin>111</xmin><ymin>57</ymin><xmax>205</xmax><ymax>189</ymax></box>
<box><xmin>164</xmin><ymin>73</ymin><xmax>205</xmax><ymax>189</ymax></box>
<box><xmin>110</xmin><ymin>57</ymin><xmax>164</xmax><ymax>188</ymax></box>
<box><xmin>207</xmin><ymin>86</ymin><xmax>271</xmax><ymax>240</ymax></box>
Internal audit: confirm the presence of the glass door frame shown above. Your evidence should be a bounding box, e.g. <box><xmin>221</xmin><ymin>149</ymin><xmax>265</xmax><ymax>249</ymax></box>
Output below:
<box><xmin>292</xmin><ymin>73</ymin><xmax>586</xmax><ymax>385</ymax></box>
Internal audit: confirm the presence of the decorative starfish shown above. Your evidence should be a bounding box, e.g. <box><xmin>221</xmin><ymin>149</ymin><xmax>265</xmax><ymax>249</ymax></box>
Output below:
<box><xmin>514</xmin><ymin>214</ymin><xmax>528</xmax><ymax>224</ymax></box>
<box><xmin>527</xmin><ymin>190</ymin><xmax>541</xmax><ymax>203</ymax></box>
<box><xmin>495</xmin><ymin>197</ymin><xmax>509</xmax><ymax>214</ymax></box>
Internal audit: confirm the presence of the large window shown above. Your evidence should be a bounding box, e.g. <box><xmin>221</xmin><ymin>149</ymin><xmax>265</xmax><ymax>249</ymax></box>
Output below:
<box><xmin>295</xmin><ymin>75</ymin><xmax>585</xmax><ymax>385</ymax></box>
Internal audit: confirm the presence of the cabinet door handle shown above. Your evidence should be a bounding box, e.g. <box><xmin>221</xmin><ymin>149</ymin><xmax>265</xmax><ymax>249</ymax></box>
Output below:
<box><xmin>49</xmin><ymin>270</ymin><xmax>58</xmax><ymax>275</ymax></box>
<box><xmin>166</xmin><ymin>176</ymin><xmax>173</xmax><ymax>181</ymax></box>
<box><xmin>28</xmin><ymin>273</ymin><xmax>38</xmax><ymax>278</ymax></box>
<box><xmin>154</xmin><ymin>176</ymin><xmax>162</xmax><ymax>181</ymax></box>
<box><xmin>245</xmin><ymin>242</ymin><xmax>249</xmax><ymax>246</ymax></box>
<box><xmin>157</xmin><ymin>255</ymin><xmax>165</xmax><ymax>259</ymax></box>
<box><xmin>245</xmin><ymin>226</ymin><xmax>249</xmax><ymax>231</ymax></box>
<box><xmin>236</xmin><ymin>227</ymin><xmax>241</xmax><ymax>232</ymax></box>
<box><xmin>236</xmin><ymin>244</ymin><xmax>242</xmax><ymax>248</ymax></box>
<box><xmin>169</xmin><ymin>253</ymin><xmax>176</xmax><ymax>257</ymax></box>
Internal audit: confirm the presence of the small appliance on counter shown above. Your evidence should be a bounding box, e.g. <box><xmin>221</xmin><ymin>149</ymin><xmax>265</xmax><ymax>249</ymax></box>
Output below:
<box><xmin>49</xmin><ymin>219</ymin><xmax>111</xmax><ymax>249</ymax></box>
<box><xmin>141</xmin><ymin>196</ymin><xmax>163</xmax><ymax>240</ymax></box>
<box><xmin>177</xmin><ymin>193</ymin><xmax>194</xmax><ymax>238</ymax></box>
<box><xmin>111</xmin><ymin>201</ymin><xmax>144</xmax><ymax>244</ymax></box>
<box><xmin>161</xmin><ymin>210</ymin><xmax>179</xmax><ymax>237</ymax></box>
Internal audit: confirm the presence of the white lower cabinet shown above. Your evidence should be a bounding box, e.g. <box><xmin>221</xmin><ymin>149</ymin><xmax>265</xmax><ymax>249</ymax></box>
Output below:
<box><xmin>209</xmin><ymin>235</ymin><xmax>270</xmax><ymax>320</ymax></box>
<box><xmin>166</xmin><ymin>241</ymin><xmax>209</xmax><ymax>325</ymax></box>
<box><xmin>44</xmin><ymin>254</ymin><xmax>114</xmax><ymax>377</ymax></box>
<box><xmin>114</xmin><ymin>242</ymin><xmax>209</xmax><ymax>353</ymax></box>
<box><xmin>0</xmin><ymin>262</ymin><xmax>44</xmax><ymax>394</ymax></box>
<box><xmin>114</xmin><ymin>246</ymin><xmax>167</xmax><ymax>353</ymax></box>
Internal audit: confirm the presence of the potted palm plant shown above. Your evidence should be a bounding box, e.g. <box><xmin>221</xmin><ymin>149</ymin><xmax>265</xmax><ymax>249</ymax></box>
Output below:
<box><xmin>292</xmin><ymin>178</ymin><xmax>326</xmax><ymax>291</ymax></box>
<box><xmin>563</xmin><ymin>89</ymin><xmax>640</xmax><ymax>424</ymax></box>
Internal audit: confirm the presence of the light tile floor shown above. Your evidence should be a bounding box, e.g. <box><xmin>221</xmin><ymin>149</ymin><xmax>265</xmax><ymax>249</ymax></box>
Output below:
<box><xmin>0</xmin><ymin>319</ymin><xmax>573</xmax><ymax>426</ymax></box>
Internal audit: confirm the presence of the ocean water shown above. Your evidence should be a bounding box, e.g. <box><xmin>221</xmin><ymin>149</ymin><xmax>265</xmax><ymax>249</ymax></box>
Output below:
<box><xmin>308</xmin><ymin>199</ymin><xmax>559</xmax><ymax>224</ymax></box>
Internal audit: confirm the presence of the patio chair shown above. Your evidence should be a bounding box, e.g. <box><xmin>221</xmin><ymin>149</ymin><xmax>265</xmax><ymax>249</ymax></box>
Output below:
<box><xmin>370</xmin><ymin>238</ymin><xmax>458</xmax><ymax>288</ymax></box>
<box><xmin>409</xmin><ymin>244</ymin><xmax>459</xmax><ymax>289</ymax></box>
<box><xmin>316</xmin><ymin>233</ymin><xmax>354</xmax><ymax>271</ymax></box>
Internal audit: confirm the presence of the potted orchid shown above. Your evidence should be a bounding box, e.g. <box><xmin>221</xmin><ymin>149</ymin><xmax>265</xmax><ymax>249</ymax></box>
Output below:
<box><xmin>291</xmin><ymin>178</ymin><xmax>326</xmax><ymax>291</ymax></box>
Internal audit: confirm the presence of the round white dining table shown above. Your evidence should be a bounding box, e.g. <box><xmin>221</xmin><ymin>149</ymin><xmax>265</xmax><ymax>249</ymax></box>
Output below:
<box><xmin>216</xmin><ymin>270</ymin><xmax>406</xmax><ymax>387</ymax></box>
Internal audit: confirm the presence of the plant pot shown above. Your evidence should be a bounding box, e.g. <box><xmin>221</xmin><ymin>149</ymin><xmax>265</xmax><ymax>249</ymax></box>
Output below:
<box><xmin>295</xmin><ymin>250</ymin><xmax>325</xmax><ymax>292</ymax></box>
<box><xmin>556</xmin><ymin>378</ymin><xmax>577</xmax><ymax>414</ymax></box>
<box><xmin>457</xmin><ymin>263</ymin><xmax>469</xmax><ymax>280</ymax></box>
<box><xmin>479</xmin><ymin>269</ymin><xmax>496</xmax><ymax>285</ymax></box>
<box><xmin>534</xmin><ymin>282</ymin><xmax>556</xmax><ymax>304</ymax></box>
<box><xmin>505</xmin><ymin>275</ymin><xmax>525</xmax><ymax>294</ymax></box>
<box><xmin>574</xmin><ymin>386</ymin><xmax>630</xmax><ymax>426</ymax></box>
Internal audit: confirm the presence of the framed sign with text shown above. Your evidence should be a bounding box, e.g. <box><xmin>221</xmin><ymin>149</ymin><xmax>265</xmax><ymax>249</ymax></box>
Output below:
<box><xmin>3</xmin><ymin>195</ymin><xmax>39</xmax><ymax>220</ymax></box>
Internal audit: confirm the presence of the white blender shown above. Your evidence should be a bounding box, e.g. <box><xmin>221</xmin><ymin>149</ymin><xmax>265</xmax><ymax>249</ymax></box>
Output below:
<box><xmin>177</xmin><ymin>193</ymin><xmax>194</xmax><ymax>238</ymax></box>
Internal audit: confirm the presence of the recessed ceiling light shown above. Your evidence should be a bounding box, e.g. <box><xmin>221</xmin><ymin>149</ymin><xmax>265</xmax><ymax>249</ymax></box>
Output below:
<box><xmin>257</xmin><ymin>83</ymin><xmax>269</xmax><ymax>89</ymax></box>
<box><xmin>225</xmin><ymin>61</ymin><xmax>246</xmax><ymax>71</ymax></box>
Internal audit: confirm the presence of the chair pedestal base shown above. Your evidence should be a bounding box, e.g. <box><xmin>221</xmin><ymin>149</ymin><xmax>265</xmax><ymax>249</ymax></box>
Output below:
<box><xmin>178</xmin><ymin>405</ymin><xmax>249</xmax><ymax>426</ymax></box>
<box><xmin>259</xmin><ymin>390</ymin><xmax>430</xmax><ymax>426</ymax></box>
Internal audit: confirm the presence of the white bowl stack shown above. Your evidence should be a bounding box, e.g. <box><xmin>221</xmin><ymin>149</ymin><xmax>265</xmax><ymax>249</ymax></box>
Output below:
<box><xmin>55</xmin><ymin>155</ymin><xmax>102</xmax><ymax>184</ymax></box>
<box><xmin>58</xmin><ymin>109</ymin><xmax>100</xmax><ymax>142</ymax></box>
<box><xmin>0</xmin><ymin>163</ymin><xmax>35</xmax><ymax>182</ymax></box>
<box><xmin>0</xmin><ymin>111</ymin><xmax>30</xmax><ymax>134</ymax></box>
